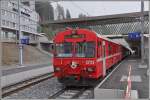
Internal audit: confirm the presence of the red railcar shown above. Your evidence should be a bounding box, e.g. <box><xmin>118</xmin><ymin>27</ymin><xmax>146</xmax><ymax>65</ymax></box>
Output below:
<box><xmin>52</xmin><ymin>28</ymin><xmax>128</xmax><ymax>86</ymax></box>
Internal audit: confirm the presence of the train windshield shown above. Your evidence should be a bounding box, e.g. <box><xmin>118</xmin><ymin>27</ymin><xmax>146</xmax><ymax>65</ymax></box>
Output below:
<box><xmin>75</xmin><ymin>42</ymin><xmax>95</xmax><ymax>57</ymax></box>
<box><xmin>55</xmin><ymin>42</ymin><xmax>73</xmax><ymax>57</ymax></box>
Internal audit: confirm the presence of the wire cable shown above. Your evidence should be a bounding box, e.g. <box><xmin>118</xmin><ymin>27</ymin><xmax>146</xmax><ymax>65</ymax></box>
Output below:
<box><xmin>69</xmin><ymin>0</ymin><xmax>90</xmax><ymax>17</ymax></box>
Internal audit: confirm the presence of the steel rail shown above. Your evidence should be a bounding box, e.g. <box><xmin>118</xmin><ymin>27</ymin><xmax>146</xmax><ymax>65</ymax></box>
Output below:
<box><xmin>49</xmin><ymin>87</ymin><xmax>88</xmax><ymax>99</ymax></box>
<box><xmin>2</xmin><ymin>72</ymin><xmax>54</xmax><ymax>97</ymax></box>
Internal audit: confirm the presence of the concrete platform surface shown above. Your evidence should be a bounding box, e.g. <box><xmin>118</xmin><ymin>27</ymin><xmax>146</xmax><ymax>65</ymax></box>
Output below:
<box><xmin>94</xmin><ymin>89</ymin><xmax>138</xmax><ymax>99</ymax></box>
<box><xmin>1</xmin><ymin>65</ymin><xmax>53</xmax><ymax>88</ymax></box>
<box><xmin>2</xmin><ymin>63</ymin><xmax>51</xmax><ymax>76</ymax></box>
<box><xmin>94</xmin><ymin>57</ymin><xmax>149</xmax><ymax>99</ymax></box>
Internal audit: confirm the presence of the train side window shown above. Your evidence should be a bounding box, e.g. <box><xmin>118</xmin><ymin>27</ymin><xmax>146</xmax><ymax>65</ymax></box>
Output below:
<box><xmin>103</xmin><ymin>46</ymin><xmax>105</xmax><ymax>57</ymax></box>
<box><xmin>50</xmin><ymin>44</ymin><xmax>55</xmax><ymax>53</ymax></box>
<box><xmin>97</xmin><ymin>41</ymin><xmax>101</xmax><ymax>57</ymax></box>
<box><xmin>98</xmin><ymin>41</ymin><xmax>101</xmax><ymax>47</ymax></box>
<box><xmin>108</xmin><ymin>44</ymin><xmax>112</xmax><ymax>55</ymax></box>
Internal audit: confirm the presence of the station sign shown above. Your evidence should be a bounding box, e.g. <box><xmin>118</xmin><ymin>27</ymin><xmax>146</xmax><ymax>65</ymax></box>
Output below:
<box><xmin>128</xmin><ymin>32</ymin><xmax>141</xmax><ymax>40</ymax></box>
<box><xmin>21</xmin><ymin>36</ymin><xmax>29</xmax><ymax>44</ymax></box>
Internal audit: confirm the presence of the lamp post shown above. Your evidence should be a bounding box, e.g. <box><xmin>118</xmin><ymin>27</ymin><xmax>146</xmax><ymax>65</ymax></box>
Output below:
<box><xmin>18</xmin><ymin>0</ymin><xmax>23</xmax><ymax>66</ymax></box>
<box><xmin>148</xmin><ymin>1</ymin><xmax>150</xmax><ymax>77</ymax></box>
<box><xmin>0</xmin><ymin>0</ymin><xmax>1</xmax><ymax>41</ymax></box>
<box><xmin>0</xmin><ymin>0</ymin><xmax>2</xmax><ymax>98</ymax></box>
<box><xmin>141</xmin><ymin>0</ymin><xmax>145</xmax><ymax>64</ymax></box>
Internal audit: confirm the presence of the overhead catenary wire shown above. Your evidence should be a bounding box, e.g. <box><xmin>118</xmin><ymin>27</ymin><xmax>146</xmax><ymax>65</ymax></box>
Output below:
<box><xmin>69</xmin><ymin>0</ymin><xmax>90</xmax><ymax>17</ymax></box>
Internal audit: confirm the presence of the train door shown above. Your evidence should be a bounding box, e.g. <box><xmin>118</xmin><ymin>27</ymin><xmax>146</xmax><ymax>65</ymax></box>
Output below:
<box><xmin>102</xmin><ymin>41</ymin><xmax>106</xmax><ymax>77</ymax></box>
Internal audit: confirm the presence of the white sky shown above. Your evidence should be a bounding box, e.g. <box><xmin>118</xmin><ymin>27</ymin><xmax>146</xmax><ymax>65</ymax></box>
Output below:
<box><xmin>52</xmin><ymin>1</ymin><xmax>149</xmax><ymax>18</ymax></box>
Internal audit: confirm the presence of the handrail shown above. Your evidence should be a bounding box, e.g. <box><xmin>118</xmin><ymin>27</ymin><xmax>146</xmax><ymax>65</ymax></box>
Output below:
<box><xmin>125</xmin><ymin>65</ymin><xmax>132</xmax><ymax>99</ymax></box>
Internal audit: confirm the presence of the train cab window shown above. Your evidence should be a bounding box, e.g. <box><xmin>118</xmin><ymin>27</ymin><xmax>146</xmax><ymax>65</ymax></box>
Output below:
<box><xmin>55</xmin><ymin>42</ymin><xmax>73</xmax><ymax>57</ymax></box>
<box><xmin>86</xmin><ymin>42</ymin><xmax>95</xmax><ymax>57</ymax></box>
<box><xmin>75</xmin><ymin>42</ymin><xmax>95</xmax><ymax>58</ymax></box>
<box><xmin>75</xmin><ymin>42</ymin><xmax>85</xmax><ymax>57</ymax></box>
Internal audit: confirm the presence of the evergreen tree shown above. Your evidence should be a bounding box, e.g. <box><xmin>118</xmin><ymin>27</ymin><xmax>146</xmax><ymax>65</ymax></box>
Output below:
<box><xmin>78</xmin><ymin>13</ymin><xmax>86</xmax><ymax>18</ymax></box>
<box><xmin>35</xmin><ymin>1</ymin><xmax>54</xmax><ymax>22</ymax></box>
<box><xmin>66</xmin><ymin>9</ymin><xmax>71</xmax><ymax>19</ymax></box>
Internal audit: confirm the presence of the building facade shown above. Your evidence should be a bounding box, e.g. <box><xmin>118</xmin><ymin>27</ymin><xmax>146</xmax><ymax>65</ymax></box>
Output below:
<box><xmin>0</xmin><ymin>0</ymin><xmax>40</xmax><ymax>43</ymax></box>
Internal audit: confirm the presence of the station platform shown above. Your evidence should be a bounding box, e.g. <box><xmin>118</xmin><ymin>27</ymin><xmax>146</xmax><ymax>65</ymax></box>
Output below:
<box><xmin>94</xmin><ymin>57</ymin><xmax>149</xmax><ymax>99</ymax></box>
<box><xmin>2</xmin><ymin>63</ymin><xmax>51</xmax><ymax>76</ymax></box>
<box><xmin>1</xmin><ymin>63</ymin><xmax>54</xmax><ymax>88</ymax></box>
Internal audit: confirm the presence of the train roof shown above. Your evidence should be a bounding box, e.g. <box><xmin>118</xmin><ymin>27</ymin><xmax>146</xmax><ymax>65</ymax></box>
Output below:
<box><xmin>94</xmin><ymin>31</ymin><xmax>121</xmax><ymax>45</ymax></box>
<box><xmin>93</xmin><ymin>31</ymin><xmax>133</xmax><ymax>52</ymax></box>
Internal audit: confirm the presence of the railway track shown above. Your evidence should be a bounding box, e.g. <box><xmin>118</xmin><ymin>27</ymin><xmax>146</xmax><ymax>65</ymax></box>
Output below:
<box><xmin>49</xmin><ymin>60</ymin><xmax>123</xmax><ymax>99</ymax></box>
<box><xmin>2</xmin><ymin>72</ymin><xmax>54</xmax><ymax>97</ymax></box>
<box><xmin>49</xmin><ymin>87</ymin><xmax>93</xmax><ymax>99</ymax></box>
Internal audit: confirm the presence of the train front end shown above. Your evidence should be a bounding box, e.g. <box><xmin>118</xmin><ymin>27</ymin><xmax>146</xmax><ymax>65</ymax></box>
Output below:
<box><xmin>53</xmin><ymin>28</ymin><xmax>98</xmax><ymax>86</ymax></box>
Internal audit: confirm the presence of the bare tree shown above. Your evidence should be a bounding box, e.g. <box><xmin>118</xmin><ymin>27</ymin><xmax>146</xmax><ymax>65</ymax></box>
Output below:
<box><xmin>56</xmin><ymin>4</ymin><xmax>65</xmax><ymax>20</ymax></box>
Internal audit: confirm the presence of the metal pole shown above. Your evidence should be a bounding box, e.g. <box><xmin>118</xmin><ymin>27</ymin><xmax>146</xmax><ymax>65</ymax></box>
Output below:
<box><xmin>149</xmin><ymin>3</ymin><xmax>150</xmax><ymax>98</ymax></box>
<box><xmin>18</xmin><ymin>0</ymin><xmax>23</xmax><ymax>66</ymax></box>
<box><xmin>147</xmin><ymin>1</ymin><xmax>150</xmax><ymax>82</ymax></box>
<box><xmin>0</xmin><ymin>0</ymin><xmax>1</xmax><ymax>41</ymax></box>
<box><xmin>148</xmin><ymin>0</ymin><xmax>150</xmax><ymax>77</ymax></box>
<box><xmin>0</xmin><ymin>0</ymin><xmax>2</xmax><ymax>98</ymax></box>
<box><xmin>141</xmin><ymin>0</ymin><xmax>144</xmax><ymax>64</ymax></box>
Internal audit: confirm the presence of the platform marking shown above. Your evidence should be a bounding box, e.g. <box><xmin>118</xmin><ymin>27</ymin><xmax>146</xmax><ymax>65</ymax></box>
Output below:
<box><xmin>127</xmin><ymin>60</ymin><xmax>136</xmax><ymax>62</ymax></box>
<box><xmin>120</xmin><ymin>75</ymin><xmax>142</xmax><ymax>82</ymax></box>
<box><xmin>95</xmin><ymin>59</ymin><xmax>125</xmax><ymax>89</ymax></box>
<box><xmin>138</xmin><ymin>64</ymin><xmax>147</xmax><ymax>69</ymax></box>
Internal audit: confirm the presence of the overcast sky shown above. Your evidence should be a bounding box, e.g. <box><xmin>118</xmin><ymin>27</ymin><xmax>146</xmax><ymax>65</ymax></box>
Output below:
<box><xmin>52</xmin><ymin>1</ymin><xmax>149</xmax><ymax>18</ymax></box>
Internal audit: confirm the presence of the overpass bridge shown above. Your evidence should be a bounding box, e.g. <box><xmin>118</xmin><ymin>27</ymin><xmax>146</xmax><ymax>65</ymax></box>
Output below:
<box><xmin>41</xmin><ymin>11</ymin><xmax>149</xmax><ymax>36</ymax></box>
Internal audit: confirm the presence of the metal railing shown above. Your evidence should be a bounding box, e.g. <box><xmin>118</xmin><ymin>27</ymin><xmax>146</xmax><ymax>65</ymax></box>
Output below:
<box><xmin>125</xmin><ymin>65</ymin><xmax>132</xmax><ymax>99</ymax></box>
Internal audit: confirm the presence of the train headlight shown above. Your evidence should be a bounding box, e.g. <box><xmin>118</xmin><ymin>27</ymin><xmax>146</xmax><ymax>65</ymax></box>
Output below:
<box><xmin>87</xmin><ymin>67</ymin><xmax>95</xmax><ymax>72</ymax></box>
<box><xmin>54</xmin><ymin>67</ymin><xmax>61</xmax><ymax>72</ymax></box>
<box><xmin>71</xmin><ymin>61</ymin><xmax>78</xmax><ymax>69</ymax></box>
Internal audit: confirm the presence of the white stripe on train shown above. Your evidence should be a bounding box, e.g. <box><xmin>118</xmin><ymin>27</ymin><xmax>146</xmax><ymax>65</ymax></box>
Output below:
<box><xmin>96</xmin><ymin>52</ymin><xmax>122</xmax><ymax>62</ymax></box>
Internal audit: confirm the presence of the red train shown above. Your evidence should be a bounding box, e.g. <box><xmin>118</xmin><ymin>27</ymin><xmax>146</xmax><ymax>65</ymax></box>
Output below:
<box><xmin>52</xmin><ymin>28</ymin><xmax>129</xmax><ymax>86</ymax></box>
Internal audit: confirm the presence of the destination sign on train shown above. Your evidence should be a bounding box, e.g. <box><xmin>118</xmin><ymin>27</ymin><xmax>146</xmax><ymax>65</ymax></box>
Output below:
<box><xmin>65</xmin><ymin>34</ymin><xmax>85</xmax><ymax>38</ymax></box>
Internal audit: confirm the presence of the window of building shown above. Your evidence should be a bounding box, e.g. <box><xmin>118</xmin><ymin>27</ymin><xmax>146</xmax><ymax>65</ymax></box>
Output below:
<box><xmin>3</xmin><ymin>10</ymin><xmax>7</xmax><ymax>16</ymax></box>
<box><xmin>12</xmin><ymin>22</ymin><xmax>16</xmax><ymax>28</ymax></box>
<box><xmin>10</xmin><ymin>13</ymin><xmax>13</xmax><ymax>18</ymax></box>
<box><xmin>6</xmin><ymin>21</ymin><xmax>9</xmax><ymax>26</ymax></box>
<box><xmin>29</xmin><ymin>19</ymin><xmax>31</xmax><ymax>22</ymax></box>
<box><xmin>0</xmin><ymin>31</ymin><xmax>5</xmax><ymax>39</ymax></box>
<box><xmin>13</xmin><ymin>13</ymin><xmax>17</xmax><ymax>19</ymax></box>
<box><xmin>2</xmin><ymin>10</ymin><xmax>5</xmax><ymax>15</ymax></box>
<box><xmin>2</xmin><ymin>20</ymin><xmax>5</xmax><ymax>25</ymax></box>
<box><xmin>9</xmin><ymin>22</ymin><xmax>12</xmax><ymax>28</ymax></box>
<box><xmin>15</xmin><ymin>23</ymin><xmax>17</xmax><ymax>28</ymax></box>
<box><xmin>8</xmin><ymin>2</ymin><xmax>12</xmax><ymax>7</ymax></box>
<box><xmin>5</xmin><ymin>32</ymin><xmax>8</xmax><ymax>38</ymax></box>
<box><xmin>12</xmin><ymin>2</ymin><xmax>15</xmax><ymax>6</ymax></box>
<box><xmin>1</xmin><ymin>1</ymin><xmax>5</xmax><ymax>7</ymax></box>
<box><xmin>8</xmin><ymin>12</ymin><xmax>12</xmax><ymax>17</ymax></box>
<box><xmin>22</xmin><ymin>17</ymin><xmax>25</xmax><ymax>21</ymax></box>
